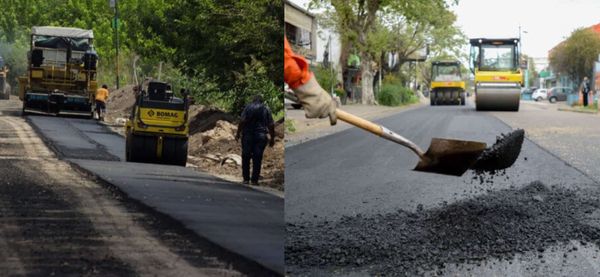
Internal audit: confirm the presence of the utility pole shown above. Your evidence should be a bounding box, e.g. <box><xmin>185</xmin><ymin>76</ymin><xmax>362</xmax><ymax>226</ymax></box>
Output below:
<box><xmin>519</xmin><ymin>25</ymin><xmax>529</xmax><ymax>88</ymax></box>
<box><xmin>110</xmin><ymin>0</ymin><xmax>119</xmax><ymax>89</ymax></box>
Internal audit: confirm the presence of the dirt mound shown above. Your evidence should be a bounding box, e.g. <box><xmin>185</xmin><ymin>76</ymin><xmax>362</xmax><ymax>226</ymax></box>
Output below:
<box><xmin>286</xmin><ymin>182</ymin><xmax>600</xmax><ymax>275</ymax></box>
<box><xmin>189</xmin><ymin>108</ymin><xmax>237</xmax><ymax>135</ymax></box>
<box><xmin>186</xmin><ymin>106</ymin><xmax>284</xmax><ymax>190</ymax></box>
<box><xmin>105</xmin><ymin>84</ymin><xmax>137</xmax><ymax>123</ymax></box>
<box><xmin>188</xmin><ymin>117</ymin><xmax>284</xmax><ymax>190</ymax></box>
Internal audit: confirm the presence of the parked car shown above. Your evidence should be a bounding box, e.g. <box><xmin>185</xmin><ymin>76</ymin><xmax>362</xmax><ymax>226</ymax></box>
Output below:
<box><xmin>547</xmin><ymin>87</ymin><xmax>574</xmax><ymax>103</ymax></box>
<box><xmin>532</xmin><ymin>88</ymin><xmax>548</xmax><ymax>101</ymax></box>
<box><xmin>522</xmin><ymin>87</ymin><xmax>537</xmax><ymax>94</ymax></box>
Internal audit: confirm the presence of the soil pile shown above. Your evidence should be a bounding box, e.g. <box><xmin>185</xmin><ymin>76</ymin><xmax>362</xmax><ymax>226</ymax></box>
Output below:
<box><xmin>104</xmin><ymin>87</ymin><xmax>284</xmax><ymax>191</ymax></box>
<box><xmin>286</xmin><ymin>182</ymin><xmax>600</xmax><ymax>275</ymax></box>
<box><xmin>188</xmin><ymin>109</ymin><xmax>284</xmax><ymax>190</ymax></box>
<box><xmin>105</xmin><ymin>84</ymin><xmax>137</xmax><ymax>123</ymax></box>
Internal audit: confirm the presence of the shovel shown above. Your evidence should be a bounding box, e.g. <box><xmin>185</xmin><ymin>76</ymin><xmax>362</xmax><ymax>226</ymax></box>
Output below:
<box><xmin>336</xmin><ymin>109</ymin><xmax>490</xmax><ymax>176</ymax></box>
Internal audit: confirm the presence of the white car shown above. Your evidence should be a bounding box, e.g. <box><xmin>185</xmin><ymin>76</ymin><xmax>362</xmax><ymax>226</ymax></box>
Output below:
<box><xmin>532</xmin><ymin>89</ymin><xmax>548</xmax><ymax>101</ymax></box>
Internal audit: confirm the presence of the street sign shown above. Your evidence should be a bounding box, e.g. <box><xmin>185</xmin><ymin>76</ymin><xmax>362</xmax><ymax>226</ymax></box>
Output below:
<box><xmin>109</xmin><ymin>0</ymin><xmax>115</xmax><ymax>8</ymax></box>
<box><xmin>111</xmin><ymin>18</ymin><xmax>119</xmax><ymax>29</ymax></box>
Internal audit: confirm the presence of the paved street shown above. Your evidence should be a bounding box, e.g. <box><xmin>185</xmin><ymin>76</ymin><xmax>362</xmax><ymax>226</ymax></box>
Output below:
<box><xmin>285</xmin><ymin>100</ymin><xmax>426</xmax><ymax>146</ymax></box>
<box><xmin>285</xmin><ymin>99</ymin><xmax>600</xmax><ymax>276</ymax></box>
<box><xmin>492</xmin><ymin>101</ymin><xmax>600</xmax><ymax>182</ymax></box>
<box><xmin>0</xmin><ymin>98</ymin><xmax>283</xmax><ymax>276</ymax></box>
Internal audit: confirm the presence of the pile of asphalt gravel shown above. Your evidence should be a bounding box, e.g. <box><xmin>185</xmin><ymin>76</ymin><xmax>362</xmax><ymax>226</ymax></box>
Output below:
<box><xmin>286</xmin><ymin>182</ymin><xmax>600</xmax><ymax>275</ymax></box>
<box><xmin>471</xmin><ymin>129</ymin><xmax>525</xmax><ymax>173</ymax></box>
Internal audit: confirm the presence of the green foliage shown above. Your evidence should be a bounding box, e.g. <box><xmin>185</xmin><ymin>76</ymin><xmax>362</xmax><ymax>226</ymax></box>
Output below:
<box><xmin>550</xmin><ymin>28</ymin><xmax>600</xmax><ymax>85</ymax></box>
<box><xmin>312</xmin><ymin>0</ymin><xmax>463</xmax><ymax>103</ymax></box>
<box><xmin>383</xmin><ymin>74</ymin><xmax>403</xmax><ymax>85</ymax></box>
<box><xmin>377</xmin><ymin>78</ymin><xmax>418</xmax><ymax>106</ymax></box>
<box><xmin>273</xmin><ymin>110</ymin><xmax>285</xmax><ymax>122</ymax></box>
<box><xmin>334</xmin><ymin>87</ymin><xmax>345</xmax><ymax>97</ymax></box>
<box><xmin>285</xmin><ymin>119</ymin><xmax>297</xmax><ymax>133</ymax></box>
<box><xmin>0</xmin><ymin>38</ymin><xmax>28</xmax><ymax>89</ymax></box>
<box><xmin>228</xmin><ymin>59</ymin><xmax>283</xmax><ymax>116</ymax></box>
<box><xmin>313</xmin><ymin>65</ymin><xmax>337</xmax><ymax>94</ymax></box>
<box><xmin>156</xmin><ymin>0</ymin><xmax>282</xmax><ymax>91</ymax></box>
<box><xmin>0</xmin><ymin>0</ymin><xmax>282</xmax><ymax>115</ymax></box>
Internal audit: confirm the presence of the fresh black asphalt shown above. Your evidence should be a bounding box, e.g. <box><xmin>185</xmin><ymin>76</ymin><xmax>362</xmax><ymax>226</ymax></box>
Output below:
<box><xmin>285</xmin><ymin>103</ymin><xmax>600</xmax><ymax>276</ymax></box>
<box><xmin>27</xmin><ymin>115</ymin><xmax>284</xmax><ymax>275</ymax></box>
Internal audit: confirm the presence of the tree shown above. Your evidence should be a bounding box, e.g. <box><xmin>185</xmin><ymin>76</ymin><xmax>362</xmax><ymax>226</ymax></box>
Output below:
<box><xmin>384</xmin><ymin>1</ymin><xmax>463</xmax><ymax>74</ymax></box>
<box><xmin>0</xmin><ymin>0</ymin><xmax>283</xmax><ymax>115</ymax></box>
<box><xmin>311</xmin><ymin>0</ymin><xmax>460</xmax><ymax>104</ymax></box>
<box><xmin>549</xmin><ymin>28</ymin><xmax>600</xmax><ymax>86</ymax></box>
<box><xmin>522</xmin><ymin>54</ymin><xmax>538</xmax><ymax>87</ymax></box>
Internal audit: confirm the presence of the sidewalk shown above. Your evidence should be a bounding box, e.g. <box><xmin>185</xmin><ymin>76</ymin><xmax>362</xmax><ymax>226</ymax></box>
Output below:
<box><xmin>521</xmin><ymin>100</ymin><xmax>599</xmax><ymax>114</ymax></box>
<box><xmin>285</xmin><ymin>99</ymin><xmax>426</xmax><ymax>146</ymax></box>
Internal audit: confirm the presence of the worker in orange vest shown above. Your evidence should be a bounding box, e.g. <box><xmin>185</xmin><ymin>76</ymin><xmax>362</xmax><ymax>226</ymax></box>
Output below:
<box><xmin>95</xmin><ymin>84</ymin><xmax>109</xmax><ymax>121</ymax></box>
<box><xmin>284</xmin><ymin>37</ymin><xmax>337</xmax><ymax>125</ymax></box>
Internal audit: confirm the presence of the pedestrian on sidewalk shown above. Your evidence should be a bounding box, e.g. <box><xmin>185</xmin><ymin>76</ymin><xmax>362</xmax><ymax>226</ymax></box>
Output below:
<box><xmin>95</xmin><ymin>84</ymin><xmax>109</xmax><ymax>121</ymax></box>
<box><xmin>236</xmin><ymin>95</ymin><xmax>275</xmax><ymax>185</ymax></box>
<box><xmin>581</xmin><ymin>77</ymin><xmax>591</xmax><ymax>107</ymax></box>
<box><xmin>284</xmin><ymin>37</ymin><xmax>337</xmax><ymax>125</ymax></box>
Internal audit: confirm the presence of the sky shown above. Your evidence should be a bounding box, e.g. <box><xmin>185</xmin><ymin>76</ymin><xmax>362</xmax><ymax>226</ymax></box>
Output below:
<box><xmin>289</xmin><ymin>0</ymin><xmax>600</xmax><ymax>70</ymax></box>
<box><xmin>453</xmin><ymin>0</ymin><xmax>600</xmax><ymax>59</ymax></box>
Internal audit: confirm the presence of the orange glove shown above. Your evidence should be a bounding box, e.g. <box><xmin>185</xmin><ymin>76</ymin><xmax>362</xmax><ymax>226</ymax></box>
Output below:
<box><xmin>284</xmin><ymin>37</ymin><xmax>312</xmax><ymax>89</ymax></box>
<box><xmin>284</xmin><ymin>37</ymin><xmax>337</xmax><ymax>125</ymax></box>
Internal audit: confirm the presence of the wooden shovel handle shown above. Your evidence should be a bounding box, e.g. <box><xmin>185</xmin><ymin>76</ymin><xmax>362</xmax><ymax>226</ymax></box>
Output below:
<box><xmin>335</xmin><ymin>109</ymin><xmax>383</xmax><ymax>136</ymax></box>
<box><xmin>335</xmin><ymin>108</ymin><xmax>426</xmax><ymax>158</ymax></box>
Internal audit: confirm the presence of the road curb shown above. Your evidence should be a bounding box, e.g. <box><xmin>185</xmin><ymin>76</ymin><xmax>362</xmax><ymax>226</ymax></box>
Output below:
<box><xmin>557</xmin><ymin>107</ymin><xmax>598</xmax><ymax>114</ymax></box>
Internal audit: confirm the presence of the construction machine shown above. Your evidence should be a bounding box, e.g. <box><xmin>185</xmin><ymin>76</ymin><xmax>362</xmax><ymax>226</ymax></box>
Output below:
<box><xmin>125</xmin><ymin>80</ymin><xmax>190</xmax><ymax>166</ymax></box>
<box><xmin>0</xmin><ymin>55</ymin><xmax>9</xmax><ymax>100</ymax></box>
<box><xmin>18</xmin><ymin>26</ymin><xmax>98</xmax><ymax>116</ymax></box>
<box><xmin>429</xmin><ymin>60</ymin><xmax>466</xmax><ymax>106</ymax></box>
<box><xmin>469</xmin><ymin>38</ymin><xmax>523</xmax><ymax>111</ymax></box>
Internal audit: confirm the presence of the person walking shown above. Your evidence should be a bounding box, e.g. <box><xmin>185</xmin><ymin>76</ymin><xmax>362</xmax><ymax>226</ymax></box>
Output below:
<box><xmin>236</xmin><ymin>95</ymin><xmax>275</xmax><ymax>185</ymax></box>
<box><xmin>581</xmin><ymin>77</ymin><xmax>591</xmax><ymax>107</ymax></box>
<box><xmin>95</xmin><ymin>84</ymin><xmax>109</xmax><ymax>121</ymax></box>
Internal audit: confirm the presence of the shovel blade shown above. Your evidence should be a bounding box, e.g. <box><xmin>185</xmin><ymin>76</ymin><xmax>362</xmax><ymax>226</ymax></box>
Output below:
<box><xmin>414</xmin><ymin>138</ymin><xmax>487</xmax><ymax>176</ymax></box>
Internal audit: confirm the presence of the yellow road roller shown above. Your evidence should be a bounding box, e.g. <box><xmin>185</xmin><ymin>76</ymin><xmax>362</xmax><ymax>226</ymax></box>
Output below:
<box><xmin>125</xmin><ymin>80</ymin><xmax>189</xmax><ymax>166</ymax></box>
<box><xmin>430</xmin><ymin>60</ymin><xmax>466</xmax><ymax>106</ymax></box>
<box><xmin>469</xmin><ymin>38</ymin><xmax>523</xmax><ymax>111</ymax></box>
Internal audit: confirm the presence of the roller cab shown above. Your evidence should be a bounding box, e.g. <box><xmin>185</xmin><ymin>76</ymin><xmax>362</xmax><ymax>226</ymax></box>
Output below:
<box><xmin>430</xmin><ymin>60</ymin><xmax>466</xmax><ymax>106</ymax></box>
<box><xmin>125</xmin><ymin>80</ymin><xmax>190</xmax><ymax>166</ymax></box>
<box><xmin>469</xmin><ymin>38</ymin><xmax>523</xmax><ymax>111</ymax></box>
